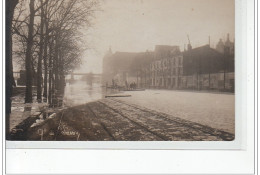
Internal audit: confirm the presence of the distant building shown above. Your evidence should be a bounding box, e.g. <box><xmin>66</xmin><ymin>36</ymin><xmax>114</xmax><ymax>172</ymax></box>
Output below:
<box><xmin>146</xmin><ymin>45</ymin><xmax>183</xmax><ymax>89</ymax></box>
<box><xmin>216</xmin><ymin>39</ymin><xmax>225</xmax><ymax>53</ymax></box>
<box><xmin>216</xmin><ymin>33</ymin><xmax>234</xmax><ymax>55</ymax></box>
<box><xmin>183</xmin><ymin>45</ymin><xmax>224</xmax><ymax>76</ymax></box>
<box><xmin>102</xmin><ymin>49</ymin><xmax>152</xmax><ymax>87</ymax></box>
<box><xmin>102</xmin><ymin>36</ymin><xmax>234</xmax><ymax>92</ymax></box>
<box><xmin>182</xmin><ymin>45</ymin><xmax>234</xmax><ymax>90</ymax></box>
<box><xmin>132</xmin><ymin>51</ymin><xmax>154</xmax><ymax>88</ymax></box>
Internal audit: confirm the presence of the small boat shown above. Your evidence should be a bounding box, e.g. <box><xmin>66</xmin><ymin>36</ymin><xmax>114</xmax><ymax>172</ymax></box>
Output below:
<box><xmin>105</xmin><ymin>95</ymin><xmax>131</xmax><ymax>98</ymax></box>
<box><xmin>124</xmin><ymin>89</ymin><xmax>145</xmax><ymax>91</ymax></box>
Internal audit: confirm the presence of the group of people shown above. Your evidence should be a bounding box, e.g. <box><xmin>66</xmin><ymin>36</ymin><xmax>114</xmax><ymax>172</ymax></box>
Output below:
<box><xmin>107</xmin><ymin>79</ymin><xmax>137</xmax><ymax>90</ymax></box>
<box><xmin>126</xmin><ymin>81</ymin><xmax>137</xmax><ymax>90</ymax></box>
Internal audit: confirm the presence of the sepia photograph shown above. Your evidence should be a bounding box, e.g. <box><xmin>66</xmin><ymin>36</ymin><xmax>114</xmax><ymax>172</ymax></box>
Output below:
<box><xmin>6</xmin><ymin>0</ymin><xmax>235</xmax><ymax>141</ymax></box>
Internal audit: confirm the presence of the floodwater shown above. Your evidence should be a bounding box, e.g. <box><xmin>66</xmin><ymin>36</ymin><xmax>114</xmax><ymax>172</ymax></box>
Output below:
<box><xmin>10</xmin><ymin>81</ymin><xmax>117</xmax><ymax>131</ymax></box>
<box><xmin>11</xmin><ymin>81</ymin><xmax>109</xmax><ymax>121</ymax></box>
<box><xmin>63</xmin><ymin>80</ymin><xmax>117</xmax><ymax>107</ymax></box>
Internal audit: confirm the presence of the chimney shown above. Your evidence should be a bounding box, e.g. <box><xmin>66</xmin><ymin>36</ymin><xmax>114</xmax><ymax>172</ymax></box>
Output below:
<box><xmin>187</xmin><ymin>44</ymin><xmax>192</xmax><ymax>51</ymax></box>
<box><xmin>187</xmin><ymin>35</ymin><xmax>192</xmax><ymax>51</ymax></box>
<box><xmin>227</xmin><ymin>33</ymin><xmax>230</xmax><ymax>42</ymax></box>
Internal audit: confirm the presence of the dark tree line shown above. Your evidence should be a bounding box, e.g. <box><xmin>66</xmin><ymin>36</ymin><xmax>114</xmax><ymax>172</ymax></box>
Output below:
<box><xmin>6</xmin><ymin>0</ymin><xmax>19</xmax><ymax>138</ymax></box>
<box><xmin>6</xmin><ymin>0</ymin><xmax>99</xmax><ymax>137</ymax></box>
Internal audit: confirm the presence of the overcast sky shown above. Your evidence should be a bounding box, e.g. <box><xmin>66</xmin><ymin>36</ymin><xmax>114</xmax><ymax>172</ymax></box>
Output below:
<box><xmin>78</xmin><ymin>0</ymin><xmax>235</xmax><ymax>73</ymax></box>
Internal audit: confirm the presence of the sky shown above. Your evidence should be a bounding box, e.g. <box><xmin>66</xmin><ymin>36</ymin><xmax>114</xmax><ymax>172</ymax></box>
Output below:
<box><xmin>77</xmin><ymin>0</ymin><xmax>235</xmax><ymax>73</ymax></box>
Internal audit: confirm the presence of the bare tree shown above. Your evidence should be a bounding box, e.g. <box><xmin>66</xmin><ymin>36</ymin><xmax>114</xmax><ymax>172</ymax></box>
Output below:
<box><xmin>13</xmin><ymin>0</ymin><xmax>46</xmax><ymax>103</ymax></box>
<box><xmin>36</xmin><ymin>0</ymin><xmax>46</xmax><ymax>102</ymax></box>
<box><xmin>24</xmin><ymin>0</ymin><xmax>36</xmax><ymax>103</ymax></box>
<box><xmin>12</xmin><ymin>0</ymin><xmax>99</xmax><ymax>105</ymax></box>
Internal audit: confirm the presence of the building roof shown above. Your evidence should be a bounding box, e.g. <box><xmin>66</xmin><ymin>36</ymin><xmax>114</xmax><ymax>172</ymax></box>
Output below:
<box><xmin>154</xmin><ymin>45</ymin><xmax>181</xmax><ymax>59</ymax></box>
<box><xmin>183</xmin><ymin>45</ymin><xmax>222</xmax><ymax>56</ymax></box>
<box><xmin>103</xmin><ymin>51</ymin><xmax>154</xmax><ymax>75</ymax></box>
<box><xmin>182</xmin><ymin>45</ymin><xmax>226</xmax><ymax>75</ymax></box>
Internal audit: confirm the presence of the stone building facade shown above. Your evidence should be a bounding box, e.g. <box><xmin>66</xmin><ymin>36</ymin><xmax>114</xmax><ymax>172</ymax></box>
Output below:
<box><xmin>102</xmin><ymin>36</ymin><xmax>235</xmax><ymax>92</ymax></box>
<box><xmin>148</xmin><ymin>45</ymin><xmax>183</xmax><ymax>89</ymax></box>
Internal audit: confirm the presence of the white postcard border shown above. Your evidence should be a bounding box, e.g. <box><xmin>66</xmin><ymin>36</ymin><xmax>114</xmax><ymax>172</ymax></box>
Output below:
<box><xmin>3</xmin><ymin>0</ymin><xmax>256</xmax><ymax>174</ymax></box>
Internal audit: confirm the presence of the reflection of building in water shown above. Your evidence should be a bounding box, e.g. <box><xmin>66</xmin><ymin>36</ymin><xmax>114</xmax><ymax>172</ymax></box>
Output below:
<box><xmin>102</xmin><ymin>33</ymin><xmax>234</xmax><ymax>92</ymax></box>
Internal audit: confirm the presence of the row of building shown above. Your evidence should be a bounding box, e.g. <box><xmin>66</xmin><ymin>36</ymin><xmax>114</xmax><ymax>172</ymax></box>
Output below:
<box><xmin>102</xmin><ymin>34</ymin><xmax>235</xmax><ymax>92</ymax></box>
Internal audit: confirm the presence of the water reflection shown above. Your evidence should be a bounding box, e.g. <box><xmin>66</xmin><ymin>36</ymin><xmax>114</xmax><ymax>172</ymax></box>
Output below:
<box><xmin>63</xmin><ymin>80</ymin><xmax>118</xmax><ymax>107</ymax></box>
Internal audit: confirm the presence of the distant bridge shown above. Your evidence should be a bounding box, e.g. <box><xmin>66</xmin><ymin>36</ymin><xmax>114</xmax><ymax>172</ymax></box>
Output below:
<box><xmin>13</xmin><ymin>71</ymin><xmax>102</xmax><ymax>85</ymax></box>
<box><xmin>69</xmin><ymin>72</ymin><xmax>101</xmax><ymax>80</ymax></box>
<box><xmin>13</xmin><ymin>71</ymin><xmax>102</xmax><ymax>80</ymax></box>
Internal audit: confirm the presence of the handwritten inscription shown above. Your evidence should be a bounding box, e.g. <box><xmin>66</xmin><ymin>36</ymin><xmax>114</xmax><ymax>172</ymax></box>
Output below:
<box><xmin>61</xmin><ymin>131</ymin><xmax>79</xmax><ymax>136</ymax></box>
<box><xmin>58</xmin><ymin>122</ymin><xmax>80</xmax><ymax>140</ymax></box>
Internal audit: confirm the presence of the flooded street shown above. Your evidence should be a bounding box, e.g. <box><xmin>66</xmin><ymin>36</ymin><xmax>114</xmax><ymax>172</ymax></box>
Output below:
<box><xmin>10</xmin><ymin>81</ymin><xmax>116</xmax><ymax>131</ymax></box>
<box><xmin>63</xmin><ymin>81</ymin><xmax>107</xmax><ymax>107</ymax></box>
<box><xmin>9</xmin><ymin>79</ymin><xmax>235</xmax><ymax>141</ymax></box>
<box><xmin>63</xmin><ymin>79</ymin><xmax>127</xmax><ymax>106</ymax></box>
<box><xmin>10</xmin><ymin>92</ymin><xmax>235</xmax><ymax>141</ymax></box>
<box><xmin>9</xmin><ymin>83</ymin><xmax>235</xmax><ymax>141</ymax></box>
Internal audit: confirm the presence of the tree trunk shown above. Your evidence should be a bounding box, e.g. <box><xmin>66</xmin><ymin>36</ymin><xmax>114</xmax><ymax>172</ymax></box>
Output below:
<box><xmin>25</xmin><ymin>0</ymin><xmax>35</xmax><ymax>103</ymax></box>
<box><xmin>59</xmin><ymin>52</ymin><xmax>65</xmax><ymax>94</ymax></box>
<box><xmin>43</xmin><ymin>21</ymin><xmax>49</xmax><ymax>99</ymax></box>
<box><xmin>53</xmin><ymin>37</ymin><xmax>59</xmax><ymax>91</ymax></box>
<box><xmin>57</xmin><ymin>48</ymin><xmax>64</xmax><ymax>92</ymax></box>
<box><xmin>48</xmin><ymin>40</ymin><xmax>53</xmax><ymax>105</ymax></box>
<box><xmin>6</xmin><ymin>0</ymin><xmax>19</xmax><ymax>139</ymax></box>
<box><xmin>37</xmin><ymin>2</ymin><xmax>45</xmax><ymax>102</ymax></box>
<box><xmin>51</xmin><ymin>56</ymin><xmax>55</xmax><ymax>107</ymax></box>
